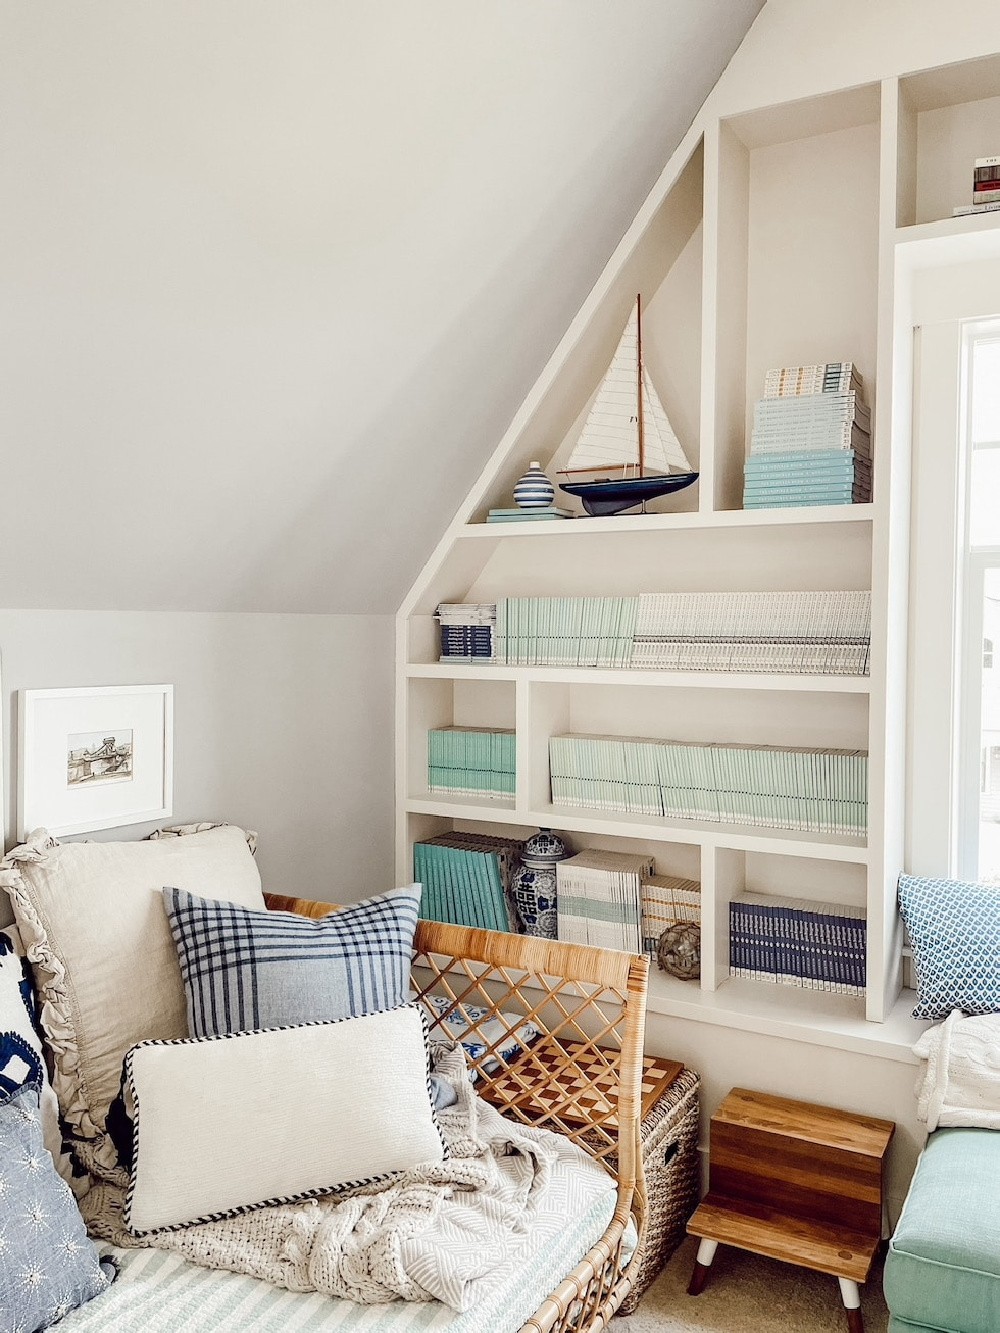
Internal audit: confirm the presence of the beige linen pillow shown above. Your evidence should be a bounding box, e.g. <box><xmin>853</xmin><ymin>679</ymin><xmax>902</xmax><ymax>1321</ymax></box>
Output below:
<box><xmin>121</xmin><ymin>1005</ymin><xmax>446</xmax><ymax>1236</ymax></box>
<box><xmin>0</xmin><ymin>823</ymin><xmax>263</xmax><ymax>1178</ymax></box>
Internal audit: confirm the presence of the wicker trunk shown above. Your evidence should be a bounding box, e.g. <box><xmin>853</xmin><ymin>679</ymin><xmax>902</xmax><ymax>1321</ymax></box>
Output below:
<box><xmin>611</xmin><ymin>1067</ymin><xmax>701</xmax><ymax>1316</ymax></box>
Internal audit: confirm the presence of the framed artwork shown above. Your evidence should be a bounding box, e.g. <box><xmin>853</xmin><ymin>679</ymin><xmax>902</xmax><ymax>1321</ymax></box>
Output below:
<box><xmin>18</xmin><ymin>685</ymin><xmax>173</xmax><ymax>839</ymax></box>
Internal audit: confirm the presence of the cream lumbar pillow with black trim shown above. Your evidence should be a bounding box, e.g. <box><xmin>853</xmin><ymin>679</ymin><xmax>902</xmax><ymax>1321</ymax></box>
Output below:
<box><xmin>119</xmin><ymin>1004</ymin><xmax>446</xmax><ymax>1237</ymax></box>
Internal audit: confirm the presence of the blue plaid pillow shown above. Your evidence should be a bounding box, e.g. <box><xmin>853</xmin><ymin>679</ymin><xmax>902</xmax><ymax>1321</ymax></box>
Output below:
<box><xmin>163</xmin><ymin>885</ymin><xmax>421</xmax><ymax>1038</ymax></box>
<box><xmin>898</xmin><ymin>873</ymin><xmax>1000</xmax><ymax>1019</ymax></box>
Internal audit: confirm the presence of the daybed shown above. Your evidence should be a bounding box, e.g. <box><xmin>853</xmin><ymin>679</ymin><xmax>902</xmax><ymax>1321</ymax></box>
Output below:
<box><xmin>2</xmin><ymin>829</ymin><xmax>651</xmax><ymax>1333</ymax></box>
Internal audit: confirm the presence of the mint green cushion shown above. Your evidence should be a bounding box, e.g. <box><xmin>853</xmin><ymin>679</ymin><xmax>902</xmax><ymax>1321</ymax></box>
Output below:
<box><xmin>884</xmin><ymin>1128</ymin><xmax>1000</xmax><ymax>1333</ymax></box>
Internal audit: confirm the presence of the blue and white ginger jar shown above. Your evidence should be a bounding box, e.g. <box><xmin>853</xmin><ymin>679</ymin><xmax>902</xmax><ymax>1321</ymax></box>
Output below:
<box><xmin>512</xmin><ymin>828</ymin><xmax>568</xmax><ymax>939</ymax></box>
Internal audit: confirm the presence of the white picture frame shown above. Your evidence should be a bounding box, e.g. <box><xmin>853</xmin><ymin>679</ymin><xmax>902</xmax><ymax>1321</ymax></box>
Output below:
<box><xmin>18</xmin><ymin>685</ymin><xmax>174</xmax><ymax>839</ymax></box>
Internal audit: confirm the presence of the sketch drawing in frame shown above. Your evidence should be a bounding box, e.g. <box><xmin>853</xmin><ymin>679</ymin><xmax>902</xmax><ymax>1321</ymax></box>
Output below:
<box><xmin>67</xmin><ymin>731</ymin><xmax>134</xmax><ymax>786</ymax></box>
<box><xmin>18</xmin><ymin>686</ymin><xmax>173</xmax><ymax>839</ymax></box>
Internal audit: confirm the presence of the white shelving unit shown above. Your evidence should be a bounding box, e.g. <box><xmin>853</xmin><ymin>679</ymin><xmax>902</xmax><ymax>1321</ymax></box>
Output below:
<box><xmin>396</xmin><ymin>50</ymin><xmax>1000</xmax><ymax>1049</ymax></box>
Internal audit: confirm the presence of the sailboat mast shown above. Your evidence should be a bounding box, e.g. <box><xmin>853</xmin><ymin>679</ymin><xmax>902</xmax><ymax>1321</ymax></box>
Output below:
<box><xmin>635</xmin><ymin>294</ymin><xmax>645</xmax><ymax>478</ymax></box>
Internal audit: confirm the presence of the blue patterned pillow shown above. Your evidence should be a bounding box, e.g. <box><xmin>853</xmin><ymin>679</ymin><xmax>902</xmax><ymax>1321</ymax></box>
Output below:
<box><xmin>0</xmin><ymin>924</ymin><xmax>70</xmax><ymax>1182</ymax></box>
<box><xmin>0</xmin><ymin>1080</ymin><xmax>114</xmax><ymax>1327</ymax></box>
<box><xmin>163</xmin><ymin>885</ymin><xmax>421</xmax><ymax>1038</ymax></box>
<box><xmin>898</xmin><ymin>873</ymin><xmax>1000</xmax><ymax>1019</ymax></box>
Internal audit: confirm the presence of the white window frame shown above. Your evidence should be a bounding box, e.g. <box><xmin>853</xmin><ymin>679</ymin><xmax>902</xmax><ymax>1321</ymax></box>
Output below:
<box><xmin>956</xmin><ymin>323</ymin><xmax>1000</xmax><ymax>878</ymax></box>
<box><xmin>905</xmin><ymin>260</ymin><xmax>1000</xmax><ymax>884</ymax></box>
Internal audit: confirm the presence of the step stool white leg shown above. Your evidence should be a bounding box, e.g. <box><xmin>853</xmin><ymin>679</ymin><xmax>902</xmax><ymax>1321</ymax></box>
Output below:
<box><xmin>687</xmin><ymin>1239</ymin><xmax>718</xmax><ymax>1296</ymax></box>
<box><xmin>697</xmin><ymin>1240</ymin><xmax>718</xmax><ymax>1267</ymax></box>
<box><xmin>839</xmin><ymin>1277</ymin><xmax>864</xmax><ymax>1333</ymax></box>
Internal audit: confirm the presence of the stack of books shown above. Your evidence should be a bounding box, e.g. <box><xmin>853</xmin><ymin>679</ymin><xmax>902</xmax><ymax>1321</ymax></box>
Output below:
<box><xmin>490</xmin><ymin>594</ymin><xmax>871</xmax><ymax>675</ymax></box>
<box><xmin>743</xmin><ymin>363</ymin><xmax>872</xmax><ymax>509</ymax></box>
<box><xmin>729</xmin><ymin>892</ymin><xmax>866</xmax><ymax>994</ymax></box>
<box><xmin>953</xmin><ymin>155</ymin><xmax>1000</xmax><ymax>216</ymax></box>
<box><xmin>437</xmin><ymin>603</ymin><xmax>496</xmax><ymax>662</ymax></box>
<box><xmin>548</xmin><ymin>734</ymin><xmax>868</xmax><ymax>835</ymax></box>
<box><xmin>413</xmin><ymin>832</ymin><xmax>525</xmax><ymax>932</ymax></box>
<box><xmin>640</xmin><ymin>873</ymin><xmax>701</xmax><ymax>956</ymax></box>
<box><xmin>487</xmin><ymin>507</ymin><xmax>573</xmax><ymax>523</ymax></box>
<box><xmin>632</xmin><ymin>591</ymin><xmax>871</xmax><ymax>674</ymax></box>
<box><xmin>556</xmin><ymin>849</ymin><xmax>653</xmax><ymax>952</ymax></box>
<box><xmin>428</xmin><ymin>726</ymin><xmax>515</xmax><ymax>798</ymax></box>
<box><xmin>495</xmin><ymin>597</ymin><xmax>638</xmax><ymax>667</ymax></box>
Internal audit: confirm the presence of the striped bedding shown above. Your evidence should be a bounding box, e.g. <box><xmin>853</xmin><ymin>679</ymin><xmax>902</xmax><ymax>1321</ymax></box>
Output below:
<box><xmin>60</xmin><ymin>1158</ymin><xmax>629</xmax><ymax>1332</ymax></box>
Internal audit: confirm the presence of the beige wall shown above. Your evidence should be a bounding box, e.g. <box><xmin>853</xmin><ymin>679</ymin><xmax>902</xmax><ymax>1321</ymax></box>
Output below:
<box><xmin>0</xmin><ymin>610</ymin><xmax>394</xmax><ymax>925</ymax></box>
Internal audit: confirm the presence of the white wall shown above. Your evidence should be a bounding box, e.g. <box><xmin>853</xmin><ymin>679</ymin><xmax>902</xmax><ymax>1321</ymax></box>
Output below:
<box><xmin>0</xmin><ymin>0</ymin><xmax>763</xmax><ymax>617</ymax></box>
<box><xmin>0</xmin><ymin>611</ymin><xmax>394</xmax><ymax>923</ymax></box>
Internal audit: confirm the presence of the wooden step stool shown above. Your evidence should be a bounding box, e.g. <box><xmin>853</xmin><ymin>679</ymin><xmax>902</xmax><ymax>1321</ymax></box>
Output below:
<box><xmin>686</xmin><ymin>1087</ymin><xmax>894</xmax><ymax>1333</ymax></box>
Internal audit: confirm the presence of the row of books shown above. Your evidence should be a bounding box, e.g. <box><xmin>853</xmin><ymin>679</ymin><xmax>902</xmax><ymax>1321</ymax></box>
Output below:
<box><xmin>729</xmin><ymin>891</ymin><xmax>866</xmax><ymax>994</ymax></box>
<box><xmin>640</xmin><ymin>873</ymin><xmax>701</xmax><ymax>955</ymax></box>
<box><xmin>413</xmin><ymin>832</ymin><xmax>524</xmax><ymax>932</ymax></box>
<box><xmin>438</xmin><ymin>603</ymin><xmax>496</xmax><ymax>661</ymax></box>
<box><xmin>448</xmin><ymin>592</ymin><xmax>872</xmax><ymax>674</ymax></box>
<box><xmin>744</xmin><ymin>364</ymin><xmax>872</xmax><ymax>510</ymax></box>
<box><xmin>953</xmin><ymin>154</ymin><xmax>1000</xmax><ymax>216</ymax></box>
<box><xmin>632</xmin><ymin>591</ymin><xmax>871</xmax><ymax>674</ymax></box>
<box><xmin>548</xmin><ymin>734</ymin><xmax>868</xmax><ymax>835</ymax></box>
<box><xmin>427</xmin><ymin>726</ymin><xmax>515</xmax><ymax>797</ymax></box>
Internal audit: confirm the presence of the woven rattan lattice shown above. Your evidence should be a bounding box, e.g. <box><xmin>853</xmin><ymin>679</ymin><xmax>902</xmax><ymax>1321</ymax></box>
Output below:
<box><xmin>265</xmin><ymin>895</ymin><xmax>650</xmax><ymax>1332</ymax></box>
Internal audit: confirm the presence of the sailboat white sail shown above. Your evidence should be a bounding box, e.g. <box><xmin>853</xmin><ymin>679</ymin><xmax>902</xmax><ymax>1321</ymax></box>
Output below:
<box><xmin>561</xmin><ymin>301</ymin><xmax>691</xmax><ymax>479</ymax></box>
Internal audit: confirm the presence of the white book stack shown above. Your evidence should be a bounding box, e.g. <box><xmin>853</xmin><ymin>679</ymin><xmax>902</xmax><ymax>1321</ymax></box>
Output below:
<box><xmin>632</xmin><ymin>590</ymin><xmax>871</xmax><ymax>674</ymax></box>
<box><xmin>556</xmin><ymin>849</ymin><xmax>653</xmax><ymax>953</ymax></box>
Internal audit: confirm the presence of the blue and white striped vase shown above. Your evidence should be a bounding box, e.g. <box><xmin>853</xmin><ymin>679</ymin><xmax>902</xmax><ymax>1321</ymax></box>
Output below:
<box><xmin>513</xmin><ymin>461</ymin><xmax>556</xmax><ymax>510</ymax></box>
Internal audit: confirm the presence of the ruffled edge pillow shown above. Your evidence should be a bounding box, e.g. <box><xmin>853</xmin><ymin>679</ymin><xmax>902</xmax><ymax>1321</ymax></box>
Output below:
<box><xmin>0</xmin><ymin>823</ymin><xmax>262</xmax><ymax>1184</ymax></box>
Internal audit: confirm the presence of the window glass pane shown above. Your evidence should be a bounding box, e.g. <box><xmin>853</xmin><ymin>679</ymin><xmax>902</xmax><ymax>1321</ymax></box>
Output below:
<box><xmin>969</xmin><ymin>448</ymin><xmax>1000</xmax><ymax>546</ymax></box>
<box><xmin>972</xmin><ymin>339</ymin><xmax>1000</xmax><ymax>445</ymax></box>
<box><xmin>978</xmin><ymin>568</ymin><xmax>1000</xmax><ymax>883</ymax></box>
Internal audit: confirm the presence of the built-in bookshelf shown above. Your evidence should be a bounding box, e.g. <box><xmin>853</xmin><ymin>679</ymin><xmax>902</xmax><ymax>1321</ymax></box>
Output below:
<box><xmin>396</xmin><ymin>51</ymin><xmax>1000</xmax><ymax>1049</ymax></box>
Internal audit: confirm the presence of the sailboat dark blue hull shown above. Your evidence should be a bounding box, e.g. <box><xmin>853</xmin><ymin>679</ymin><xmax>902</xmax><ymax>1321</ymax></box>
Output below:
<box><xmin>559</xmin><ymin>472</ymin><xmax>699</xmax><ymax>516</ymax></box>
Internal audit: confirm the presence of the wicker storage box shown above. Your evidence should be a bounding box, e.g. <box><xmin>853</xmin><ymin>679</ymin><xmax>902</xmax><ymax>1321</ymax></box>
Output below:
<box><xmin>612</xmin><ymin>1064</ymin><xmax>700</xmax><ymax>1314</ymax></box>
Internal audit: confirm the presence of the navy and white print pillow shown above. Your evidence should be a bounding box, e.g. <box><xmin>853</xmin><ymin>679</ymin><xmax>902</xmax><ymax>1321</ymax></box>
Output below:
<box><xmin>0</xmin><ymin>925</ymin><xmax>68</xmax><ymax>1176</ymax></box>
<box><xmin>163</xmin><ymin>884</ymin><xmax>422</xmax><ymax>1037</ymax></box>
<box><xmin>898</xmin><ymin>873</ymin><xmax>1000</xmax><ymax>1019</ymax></box>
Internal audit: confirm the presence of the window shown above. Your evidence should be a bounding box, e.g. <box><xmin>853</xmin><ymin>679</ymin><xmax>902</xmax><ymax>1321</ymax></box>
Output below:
<box><xmin>959</xmin><ymin>327</ymin><xmax>1000</xmax><ymax>883</ymax></box>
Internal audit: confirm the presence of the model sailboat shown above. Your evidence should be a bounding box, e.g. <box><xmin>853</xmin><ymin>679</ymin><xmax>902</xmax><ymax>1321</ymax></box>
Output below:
<box><xmin>558</xmin><ymin>296</ymin><xmax>698</xmax><ymax>516</ymax></box>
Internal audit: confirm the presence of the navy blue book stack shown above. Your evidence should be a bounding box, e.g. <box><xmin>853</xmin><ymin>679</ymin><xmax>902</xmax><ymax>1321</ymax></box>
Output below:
<box><xmin>437</xmin><ymin>603</ymin><xmax>496</xmax><ymax>662</ymax></box>
<box><xmin>729</xmin><ymin>891</ymin><xmax>866</xmax><ymax>995</ymax></box>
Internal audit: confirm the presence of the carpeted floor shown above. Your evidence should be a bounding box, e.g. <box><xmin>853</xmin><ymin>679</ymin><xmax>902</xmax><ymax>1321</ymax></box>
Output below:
<box><xmin>617</xmin><ymin>1237</ymin><xmax>889</xmax><ymax>1332</ymax></box>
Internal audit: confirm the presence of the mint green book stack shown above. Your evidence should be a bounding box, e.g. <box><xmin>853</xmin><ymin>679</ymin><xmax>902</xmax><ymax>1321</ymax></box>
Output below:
<box><xmin>549</xmin><ymin>734</ymin><xmax>867</xmax><ymax>836</ymax></box>
<box><xmin>495</xmin><ymin>597</ymin><xmax>639</xmax><ymax>666</ymax></box>
<box><xmin>413</xmin><ymin>832</ymin><xmax>525</xmax><ymax>931</ymax></box>
<box><xmin>428</xmin><ymin>727</ymin><xmax>515</xmax><ymax>798</ymax></box>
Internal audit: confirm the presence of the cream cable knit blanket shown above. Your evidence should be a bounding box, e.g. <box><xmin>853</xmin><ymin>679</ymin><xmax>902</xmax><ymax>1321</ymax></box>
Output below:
<box><xmin>913</xmin><ymin>1011</ymin><xmax>1000</xmax><ymax>1130</ymax></box>
<box><xmin>82</xmin><ymin>1046</ymin><xmax>567</xmax><ymax>1312</ymax></box>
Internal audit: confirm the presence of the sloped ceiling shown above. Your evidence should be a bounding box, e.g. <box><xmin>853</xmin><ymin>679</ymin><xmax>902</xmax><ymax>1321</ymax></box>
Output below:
<box><xmin>1</xmin><ymin>0</ymin><xmax>764</xmax><ymax>613</ymax></box>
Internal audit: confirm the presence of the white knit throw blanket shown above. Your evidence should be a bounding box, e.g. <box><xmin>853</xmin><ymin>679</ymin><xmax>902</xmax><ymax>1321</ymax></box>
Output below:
<box><xmin>82</xmin><ymin>1046</ymin><xmax>562</xmax><ymax>1312</ymax></box>
<box><xmin>913</xmin><ymin>1011</ymin><xmax>1000</xmax><ymax>1130</ymax></box>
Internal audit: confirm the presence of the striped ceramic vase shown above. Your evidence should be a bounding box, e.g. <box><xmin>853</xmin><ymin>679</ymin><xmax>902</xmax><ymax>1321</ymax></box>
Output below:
<box><xmin>513</xmin><ymin>462</ymin><xmax>556</xmax><ymax>509</ymax></box>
